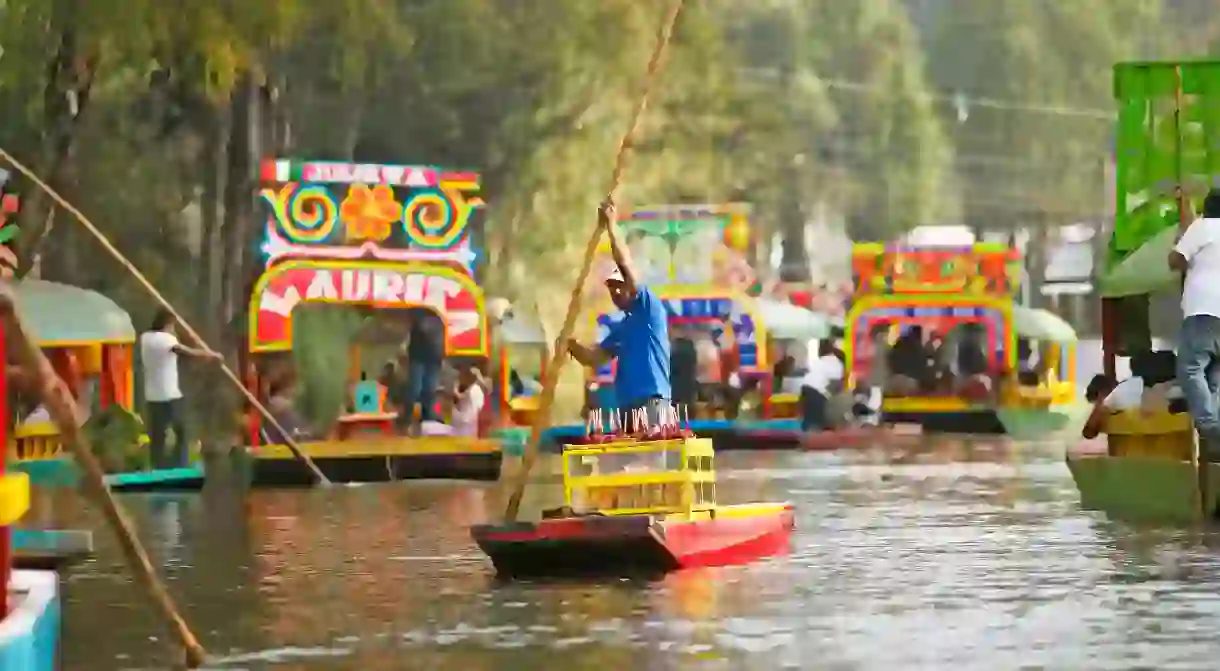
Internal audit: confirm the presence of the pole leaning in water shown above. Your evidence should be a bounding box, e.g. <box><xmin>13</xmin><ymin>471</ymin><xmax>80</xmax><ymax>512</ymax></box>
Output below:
<box><xmin>0</xmin><ymin>286</ymin><xmax>207</xmax><ymax>667</ymax></box>
<box><xmin>502</xmin><ymin>0</ymin><xmax>686</xmax><ymax>522</ymax></box>
<box><xmin>0</xmin><ymin>148</ymin><xmax>331</xmax><ymax>486</ymax></box>
<box><xmin>1170</xmin><ymin>66</ymin><xmax>1209</xmax><ymax>519</ymax></box>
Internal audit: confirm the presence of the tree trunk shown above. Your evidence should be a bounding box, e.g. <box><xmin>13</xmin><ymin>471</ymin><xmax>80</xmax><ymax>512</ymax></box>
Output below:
<box><xmin>199</xmin><ymin>107</ymin><xmax>225</xmax><ymax>345</ymax></box>
<box><xmin>15</xmin><ymin>11</ymin><xmax>95</xmax><ymax>278</ymax></box>
<box><xmin>220</xmin><ymin>75</ymin><xmax>255</xmax><ymax>356</ymax></box>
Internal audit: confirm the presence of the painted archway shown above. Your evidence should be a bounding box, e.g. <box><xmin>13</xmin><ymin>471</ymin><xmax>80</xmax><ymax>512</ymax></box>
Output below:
<box><xmin>248</xmin><ymin>259</ymin><xmax>488</xmax><ymax>356</ymax></box>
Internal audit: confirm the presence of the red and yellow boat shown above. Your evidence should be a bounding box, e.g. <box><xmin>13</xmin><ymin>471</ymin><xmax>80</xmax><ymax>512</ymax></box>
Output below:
<box><xmin>472</xmin><ymin>433</ymin><xmax>794</xmax><ymax>578</ymax></box>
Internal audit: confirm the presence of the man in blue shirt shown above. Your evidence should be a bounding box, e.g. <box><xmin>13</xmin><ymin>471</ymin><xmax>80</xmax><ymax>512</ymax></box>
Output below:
<box><xmin>565</xmin><ymin>201</ymin><xmax>672</xmax><ymax>427</ymax></box>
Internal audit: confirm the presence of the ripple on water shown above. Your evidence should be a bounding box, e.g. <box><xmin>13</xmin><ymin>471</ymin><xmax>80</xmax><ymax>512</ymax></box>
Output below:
<box><xmin>52</xmin><ymin>441</ymin><xmax>1220</xmax><ymax>669</ymax></box>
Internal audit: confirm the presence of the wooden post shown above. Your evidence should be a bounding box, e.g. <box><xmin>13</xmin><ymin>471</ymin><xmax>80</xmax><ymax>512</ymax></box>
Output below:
<box><xmin>0</xmin><ymin>318</ymin><xmax>9</xmax><ymax>618</ymax></box>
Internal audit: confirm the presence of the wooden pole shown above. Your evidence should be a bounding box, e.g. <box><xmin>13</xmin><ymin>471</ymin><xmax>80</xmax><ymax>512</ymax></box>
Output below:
<box><xmin>0</xmin><ymin>286</ymin><xmax>207</xmax><ymax>667</ymax></box>
<box><xmin>502</xmin><ymin>0</ymin><xmax>687</xmax><ymax>522</ymax></box>
<box><xmin>0</xmin><ymin>148</ymin><xmax>331</xmax><ymax>486</ymax></box>
<box><xmin>1171</xmin><ymin>67</ymin><xmax>1208</xmax><ymax>519</ymax></box>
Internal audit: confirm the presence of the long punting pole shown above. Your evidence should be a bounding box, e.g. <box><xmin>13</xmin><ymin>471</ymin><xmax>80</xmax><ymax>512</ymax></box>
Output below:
<box><xmin>0</xmin><ymin>148</ymin><xmax>331</xmax><ymax>487</ymax></box>
<box><xmin>1171</xmin><ymin>67</ymin><xmax>1209</xmax><ymax>519</ymax></box>
<box><xmin>0</xmin><ymin>288</ymin><xmax>207</xmax><ymax>666</ymax></box>
<box><xmin>501</xmin><ymin>0</ymin><xmax>687</xmax><ymax>522</ymax></box>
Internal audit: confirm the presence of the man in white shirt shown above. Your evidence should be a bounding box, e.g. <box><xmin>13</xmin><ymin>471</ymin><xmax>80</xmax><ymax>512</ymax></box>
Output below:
<box><xmin>139</xmin><ymin>309</ymin><xmax>221</xmax><ymax>468</ymax></box>
<box><xmin>799</xmin><ymin>342</ymin><xmax>845</xmax><ymax>431</ymax></box>
<box><xmin>1169</xmin><ymin>188</ymin><xmax>1220</xmax><ymax>453</ymax></box>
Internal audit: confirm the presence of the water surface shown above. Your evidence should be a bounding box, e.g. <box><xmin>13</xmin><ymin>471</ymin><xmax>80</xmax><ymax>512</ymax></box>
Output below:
<box><xmin>57</xmin><ymin>441</ymin><xmax>1220</xmax><ymax>670</ymax></box>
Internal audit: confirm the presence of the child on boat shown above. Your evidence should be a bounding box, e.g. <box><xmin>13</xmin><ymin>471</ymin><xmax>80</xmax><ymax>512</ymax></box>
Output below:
<box><xmin>1081</xmin><ymin>350</ymin><xmax>1186</xmax><ymax>439</ymax></box>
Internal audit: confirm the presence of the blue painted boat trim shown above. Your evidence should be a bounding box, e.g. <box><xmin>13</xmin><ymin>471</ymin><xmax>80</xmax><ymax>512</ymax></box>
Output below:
<box><xmin>0</xmin><ymin>570</ymin><xmax>60</xmax><ymax>670</ymax></box>
<box><xmin>9</xmin><ymin>459</ymin><xmax>78</xmax><ymax>488</ymax></box>
<box><xmin>13</xmin><ymin>529</ymin><xmax>94</xmax><ymax>557</ymax></box>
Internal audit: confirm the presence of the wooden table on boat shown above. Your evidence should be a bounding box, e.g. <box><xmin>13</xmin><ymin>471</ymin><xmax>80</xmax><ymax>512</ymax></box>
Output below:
<box><xmin>336</xmin><ymin>412</ymin><xmax>398</xmax><ymax>440</ymax></box>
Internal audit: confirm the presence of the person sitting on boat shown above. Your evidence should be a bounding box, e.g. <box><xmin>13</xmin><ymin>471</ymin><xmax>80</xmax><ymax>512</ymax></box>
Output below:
<box><xmin>563</xmin><ymin>200</ymin><xmax>671</xmax><ymax>429</ymax></box>
<box><xmin>265</xmin><ymin>376</ymin><xmax>316</xmax><ymax>443</ymax></box>
<box><xmin>449</xmin><ymin>366</ymin><xmax>487</xmax><ymax>438</ymax></box>
<box><xmin>954</xmin><ymin>324</ymin><xmax>993</xmax><ymax>399</ymax></box>
<box><xmin>1081</xmin><ymin>351</ymin><xmax>1184</xmax><ymax>439</ymax></box>
<box><xmin>923</xmin><ymin>331</ymin><xmax>951</xmax><ymax>391</ymax></box>
<box><xmin>670</xmin><ymin>327</ymin><xmax>699</xmax><ymax>409</ymax></box>
<box><xmin>1016</xmin><ymin>338</ymin><xmax>1041</xmax><ymax>386</ymax></box>
<box><xmin>887</xmin><ymin>326</ymin><xmax>926</xmax><ymax>395</ymax></box>
<box><xmin>799</xmin><ymin>340</ymin><xmax>844</xmax><ymax>432</ymax></box>
<box><xmin>1169</xmin><ymin>187</ymin><xmax>1220</xmax><ymax>453</ymax></box>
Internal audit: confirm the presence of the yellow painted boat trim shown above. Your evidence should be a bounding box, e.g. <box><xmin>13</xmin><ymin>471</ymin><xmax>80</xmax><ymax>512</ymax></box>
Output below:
<box><xmin>882</xmin><ymin>396</ymin><xmax>977</xmax><ymax>412</ymax></box>
<box><xmin>254</xmin><ymin>436</ymin><xmax>502</xmax><ymax>460</ymax></box>
<box><xmin>14</xmin><ymin>422</ymin><xmax>59</xmax><ymax>439</ymax></box>
<box><xmin>675</xmin><ymin>502</ymin><xmax>792</xmax><ymax>522</ymax></box>
<box><xmin>0</xmin><ymin>473</ymin><xmax>30</xmax><ymax>526</ymax></box>
<box><xmin>770</xmin><ymin>393</ymin><xmax>799</xmax><ymax>405</ymax></box>
<box><xmin>509</xmin><ymin>397</ymin><xmax>539</xmax><ymax>411</ymax></box>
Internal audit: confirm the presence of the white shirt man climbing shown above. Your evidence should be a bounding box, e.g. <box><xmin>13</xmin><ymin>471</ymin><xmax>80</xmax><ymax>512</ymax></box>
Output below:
<box><xmin>1168</xmin><ymin>187</ymin><xmax>1220</xmax><ymax>457</ymax></box>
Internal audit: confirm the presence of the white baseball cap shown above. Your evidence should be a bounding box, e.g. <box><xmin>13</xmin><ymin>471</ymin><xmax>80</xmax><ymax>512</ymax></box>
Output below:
<box><xmin>605</xmin><ymin>267</ymin><xmax>624</xmax><ymax>285</ymax></box>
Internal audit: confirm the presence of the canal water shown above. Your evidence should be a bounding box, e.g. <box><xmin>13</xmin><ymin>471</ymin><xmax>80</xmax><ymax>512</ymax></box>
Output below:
<box><xmin>56</xmin><ymin>441</ymin><xmax>1220</xmax><ymax>670</ymax></box>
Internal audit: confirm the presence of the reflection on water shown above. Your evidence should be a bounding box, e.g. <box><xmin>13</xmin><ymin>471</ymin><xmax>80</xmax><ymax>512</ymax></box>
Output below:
<box><xmin>54</xmin><ymin>441</ymin><xmax>1220</xmax><ymax>669</ymax></box>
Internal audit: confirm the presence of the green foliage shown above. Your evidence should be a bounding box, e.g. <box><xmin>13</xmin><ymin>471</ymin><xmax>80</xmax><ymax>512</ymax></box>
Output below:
<box><xmin>12</xmin><ymin>0</ymin><xmax>1220</xmax><ymax>422</ymax></box>
<box><xmin>82</xmin><ymin>404</ymin><xmax>148</xmax><ymax>473</ymax></box>
<box><xmin>292</xmin><ymin>305</ymin><xmax>367</xmax><ymax>432</ymax></box>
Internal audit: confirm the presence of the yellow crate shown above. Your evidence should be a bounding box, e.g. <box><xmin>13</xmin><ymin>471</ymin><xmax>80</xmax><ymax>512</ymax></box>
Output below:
<box><xmin>562</xmin><ymin>437</ymin><xmax>716</xmax><ymax>517</ymax></box>
<box><xmin>1106</xmin><ymin>410</ymin><xmax>1194</xmax><ymax>461</ymax></box>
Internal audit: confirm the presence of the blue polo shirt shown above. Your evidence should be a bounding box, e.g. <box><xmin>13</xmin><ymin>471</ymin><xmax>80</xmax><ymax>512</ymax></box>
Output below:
<box><xmin>598</xmin><ymin>285</ymin><xmax>671</xmax><ymax>408</ymax></box>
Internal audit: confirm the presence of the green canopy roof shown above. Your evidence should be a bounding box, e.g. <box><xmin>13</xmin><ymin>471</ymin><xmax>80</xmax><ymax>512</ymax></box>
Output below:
<box><xmin>1011</xmin><ymin>305</ymin><xmax>1077</xmax><ymax>343</ymax></box>
<box><xmin>13</xmin><ymin>279</ymin><xmax>135</xmax><ymax>345</ymax></box>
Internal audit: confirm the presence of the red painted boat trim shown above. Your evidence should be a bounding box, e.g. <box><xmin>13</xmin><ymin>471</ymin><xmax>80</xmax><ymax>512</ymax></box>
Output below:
<box><xmin>657</xmin><ymin>507</ymin><xmax>795</xmax><ymax>568</ymax></box>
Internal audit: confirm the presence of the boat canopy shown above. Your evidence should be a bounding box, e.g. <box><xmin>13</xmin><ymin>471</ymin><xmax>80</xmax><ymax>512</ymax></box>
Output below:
<box><xmin>15</xmin><ymin>279</ymin><xmax>136</xmax><ymax>346</ymax></box>
<box><xmin>1098</xmin><ymin>226</ymin><xmax>1178</xmax><ymax>297</ymax></box>
<box><xmin>1011</xmin><ymin>305</ymin><xmax>1077</xmax><ymax>343</ymax></box>
<box><xmin>756</xmin><ymin>299</ymin><xmax>831</xmax><ymax>340</ymax></box>
<box><xmin>497</xmin><ymin>312</ymin><xmax>547</xmax><ymax>346</ymax></box>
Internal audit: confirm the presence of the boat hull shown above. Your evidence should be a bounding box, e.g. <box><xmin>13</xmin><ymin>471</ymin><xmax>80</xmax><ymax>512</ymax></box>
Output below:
<box><xmin>472</xmin><ymin>503</ymin><xmax>794</xmax><ymax>579</ymax></box>
<box><xmin>0</xmin><ymin>571</ymin><xmax>60</xmax><ymax>670</ymax></box>
<box><xmin>1067</xmin><ymin>453</ymin><xmax>1220</xmax><ymax>525</ymax></box>
<box><xmin>10</xmin><ymin>459</ymin><xmax>208</xmax><ymax>493</ymax></box>
<box><xmin>241</xmin><ymin>436</ymin><xmax>503</xmax><ymax>487</ymax></box>
<box><xmin>545</xmin><ymin>420</ymin><xmax>805</xmax><ymax>452</ymax></box>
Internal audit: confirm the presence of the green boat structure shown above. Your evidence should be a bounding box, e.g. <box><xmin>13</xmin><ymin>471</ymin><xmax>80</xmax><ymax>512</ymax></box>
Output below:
<box><xmin>1067</xmin><ymin>58</ymin><xmax>1220</xmax><ymax>525</ymax></box>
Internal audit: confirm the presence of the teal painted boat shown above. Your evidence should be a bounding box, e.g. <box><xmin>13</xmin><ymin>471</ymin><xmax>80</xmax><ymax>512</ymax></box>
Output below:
<box><xmin>104</xmin><ymin>464</ymin><xmax>206</xmax><ymax>492</ymax></box>
<box><xmin>11</xmin><ymin>459</ymin><xmax>207</xmax><ymax>492</ymax></box>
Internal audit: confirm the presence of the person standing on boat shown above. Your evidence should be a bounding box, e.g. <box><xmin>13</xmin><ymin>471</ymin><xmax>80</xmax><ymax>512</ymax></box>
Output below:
<box><xmin>563</xmin><ymin>200</ymin><xmax>672</xmax><ymax>429</ymax></box>
<box><xmin>1169</xmin><ymin>187</ymin><xmax>1220</xmax><ymax>454</ymax></box>
<box><xmin>139</xmin><ymin>309</ymin><xmax>221</xmax><ymax>468</ymax></box>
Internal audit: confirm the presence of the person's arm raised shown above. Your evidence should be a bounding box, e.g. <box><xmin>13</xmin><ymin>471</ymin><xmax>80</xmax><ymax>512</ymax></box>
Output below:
<box><xmin>600</xmin><ymin>200</ymin><xmax>638</xmax><ymax>296</ymax></box>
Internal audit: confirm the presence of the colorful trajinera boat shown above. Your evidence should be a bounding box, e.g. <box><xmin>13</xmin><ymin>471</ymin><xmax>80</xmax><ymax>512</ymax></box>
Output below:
<box><xmin>472</xmin><ymin>422</ymin><xmax>794</xmax><ymax>577</ymax></box>
<box><xmin>0</xmin><ymin>191</ymin><xmax>70</xmax><ymax>668</ymax></box>
<box><xmin>1068</xmin><ymin>58</ymin><xmax>1220</xmax><ymax>524</ymax></box>
<box><xmin>535</xmin><ymin>203</ymin><xmax>832</xmax><ymax>450</ymax></box>
<box><xmin>10</xmin><ymin>280</ymin><xmax>206</xmax><ymax>492</ymax></box>
<box><xmin>845</xmin><ymin>242</ymin><xmax>1085</xmax><ymax>438</ymax></box>
<box><xmin>239</xmin><ymin>158</ymin><xmax>502</xmax><ymax>485</ymax></box>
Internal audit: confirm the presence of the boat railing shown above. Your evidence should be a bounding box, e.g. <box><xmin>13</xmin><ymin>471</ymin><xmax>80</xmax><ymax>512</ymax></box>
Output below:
<box><xmin>12</xmin><ymin>422</ymin><xmax>62</xmax><ymax>461</ymax></box>
<box><xmin>561</xmin><ymin>437</ymin><xmax>717</xmax><ymax>517</ymax></box>
<box><xmin>1105</xmin><ymin>410</ymin><xmax>1193</xmax><ymax>461</ymax></box>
